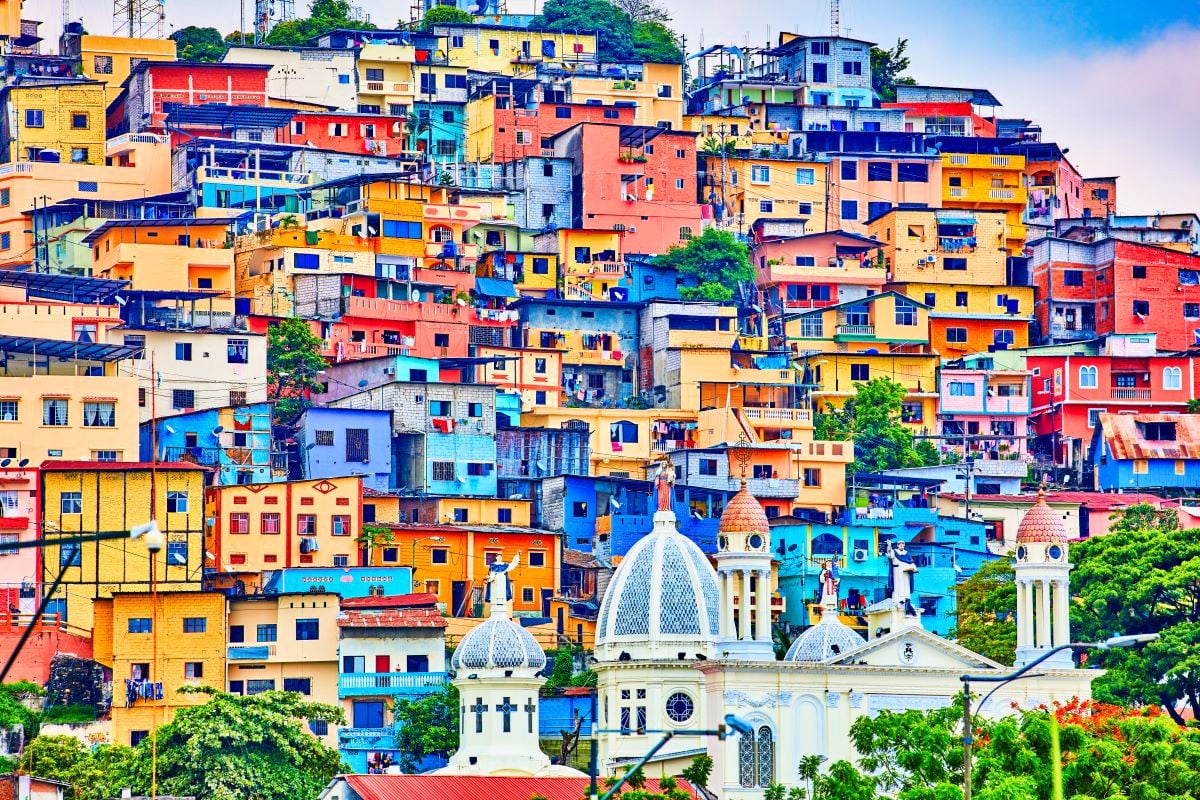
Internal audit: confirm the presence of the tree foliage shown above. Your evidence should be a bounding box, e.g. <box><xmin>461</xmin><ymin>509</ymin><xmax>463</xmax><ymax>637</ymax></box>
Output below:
<box><xmin>869</xmin><ymin>38</ymin><xmax>916</xmax><ymax>102</ymax></box>
<box><xmin>264</xmin><ymin>0</ymin><xmax>374</xmax><ymax>47</ymax></box>
<box><xmin>394</xmin><ymin>683</ymin><xmax>459</xmax><ymax>772</ymax></box>
<box><xmin>651</xmin><ymin>227</ymin><xmax>751</xmax><ymax>302</ymax></box>
<box><xmin>267</xmin><ymin>317</ymin><xmax>327</xmax><ymax>423</ymax></box>
<box><xmin>532</xmin><ymin>0</ymin><xmax>682</xmax><ymax>63</ymax></box>
<box><xmin>1071</xmin><ymin>511</ymin><xmax>1200</xmax><ymax>725</ymax></box>
<box><xmin>0</xmin><ymin>681</ymin><xmax>41</xmax><ymax>731</ymax></box>
<box><xmin>170</xmin><ymin>26</ymin><xmax>229</xmax><ymax>62</ymax></box>
<box><xmin>19</xmin><ymin>735</ymin><xmax>138</xmax><ymax>800</ymax></box>
<box><xmin>816</xmin><ymin>378</ymin><xmax>940</xmax><ymax>472</ymax></box>
<box><xmin>419</xmin><ymin>5</ymin><xmax>474</xmax><ymax>30</ymax></box>
<box><xmin>951</xmin><ymin>558</ymin><xmax>1017</xmax><ymax>665</ymax></box>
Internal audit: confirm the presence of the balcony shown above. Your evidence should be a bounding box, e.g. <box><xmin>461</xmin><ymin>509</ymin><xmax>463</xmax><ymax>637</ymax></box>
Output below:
<box><xmin>945</xmin><ymin>184</ymin><xmax>1027</xmax><ymax>205</ymax></box>
<box><xmin>1048</xmin><ymin>325</ymin><xmax>1096</xmax><ymax>341</ymax></box>
<box><xmin>163</xmin><ymin>446</ymin><xmax>222</xmax><ymax>465</ymax></box>
<box><xmin>667</xmin><ymin>328</ymin><xmax>737</xmax><ymax>349</ymax></box>
<box><xmin>1111</xmin><ymin>388</ymin><xmax>1152</xmax><ymax>400</ymax></box>
<box><xmin>196</xmin><ymin>165</ymin><xmax>311</xmax><ymax>186</ymax></box>
<box><xmin>338</xmin><ymin>671</ymin><xmax>449</xmax><ymax>698</ymax></box>
<box><xmin>685</xmin><ymin>474</ymin><xmax>800</xmax><ymax>498</ymax></box>
<box><xmin>835</xmin><ymin>324</ymin><xmax>875</xmax><ymax>338</ymax></box>
<box><xmin>228</xmin><ymin>645</ymin><xmax>275</xmax><ymax>660</ymax></box>
<box><xmin>339</xmin><ymin>726</ymin><xmax>397</xmax><ymax>750</ymax></box>
<box><xmin>739</xmin><ymin>407</ymin><xmax>812</xmax><ymax>426</ymax></box>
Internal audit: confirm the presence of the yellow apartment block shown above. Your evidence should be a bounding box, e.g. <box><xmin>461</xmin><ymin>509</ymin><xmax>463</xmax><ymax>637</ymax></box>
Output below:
<box><xmin>234</xmin><ymin>226</ymin><xmax>377</xmax><ymax>316</ymax></box>
<box><xmin>87</xmin><ymin>219</ymin><xmax>236</xmax><ymax>295</ymax></box>
<box><xmin>706</xmin><ymin>155</ymin><xmax>828</xmax><ymax>233</ymax></box>
<box><xmin>473</xmin><ymin>345</ymin><xmax>563</xmax><ymax>409</ymax></box>
<box><xmin>939</xmin><ymin>152</ymin><xmax>1028</xmax><ymax>253</ymax></box>
<box><xmin>869</xmin><ymin>207</ymin><xmax>1010</xmax><ymax>287</ymax></box>
<box><xmin>522</xmin><ymin>406</ymin><xmax>697</xmax><ymax>476</ymax></box>
<box><xmin>68</xmin><ymin>34</ymin><xmax>177</xmax><ymax>104</ymax></box>
<box><xmin>226</xmin><ymin>593</ymin><xmax>341</xmax><ymax>747</ymax></box>
<box><xmin>800</xmin><ymin>350</ymin><xmax>941</xmax><ymax>431</ymax></box>
<box><xmin>568</xmin><ymin>63</ymin><xmax>684</xmax><ymax>129</ymax></box>
<box><xmin>93</xmin><ymin>591</ymin><xmax>227</xmax><ymax>747</ymax></box>
<box><xmin>394</xmin><ymin>496</ymin><xmax>532</xmax><ymax>527</ymax></box>
<box><xmin>441</xmin><ymin>25</ymin><xmax>598</xmax><ymax>76</ymax></box>
<box><xmin>40</xmin><ymin>462</ymin><xmax>208</xmax><ymax>630</ymax></box>
<box><xmin>785</xmin><ymin>290</ymin><xmax>932</xmax><ymax>356</ymax></box>
<box><xmin>1</xmin><ymin>81</ymin><xmax>107</xmax><ymax>165</ymax></box>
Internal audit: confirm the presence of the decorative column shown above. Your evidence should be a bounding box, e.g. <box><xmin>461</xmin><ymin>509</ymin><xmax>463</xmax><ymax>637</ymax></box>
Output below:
<box><xmin>1036</xmin><ymin>580</ymin><xmax>1052</xmax><ymax>648</ymax></box>
<box><xmin>755</xmin><ymin>569</ymin><xmax>771</xmax><ymax>642</ymax></box>
<box><xmin>721</xmin><ymin>570</ymin><xmax>735</xmax><ymax>639</ymax></box>
<box><xmin>738</xmin><ymin>570</ymin><xmax>752</xmax><ymax>641</ymax></box>
<box><xmin>1052</xmin><ymin>579</ymin><xmax>1069</xmax><ymax>647</ymax></box>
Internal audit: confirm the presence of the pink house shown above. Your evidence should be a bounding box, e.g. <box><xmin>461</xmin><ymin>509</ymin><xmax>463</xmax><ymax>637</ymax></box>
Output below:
<box><xmin>938</xmin><ymin>368</ymin><xmax>1032</xmax><ymax>459</ymax></box>
<box><xmin>0</xmin><ymin>465</ymin><xmax>39</xmax><ymax>616</ymax></box>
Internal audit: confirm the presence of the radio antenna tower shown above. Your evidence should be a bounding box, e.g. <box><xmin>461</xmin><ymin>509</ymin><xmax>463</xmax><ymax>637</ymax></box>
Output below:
<box><xmin>254</xmin><ymin>0</ymin><xmax>297</xmax><ymax>44</ymax></box>
<box><xmin>113</xmin><ymin>0</ymin><xmax>165</xmax><ymax>37</ymax></box>
<box><xmin>830</xmin><ymin>0</ymin><xmax>840</xmax><ymax>36</ymax></box>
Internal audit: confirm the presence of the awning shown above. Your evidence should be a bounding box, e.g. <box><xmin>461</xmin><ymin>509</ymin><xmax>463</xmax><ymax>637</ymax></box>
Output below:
<box><xmin>934</xmin><ymin>212</ymin><xmax>977</xmax><ymax>226</ymax></box>
<box><xmin>475</xmin><ymin>277</ymin><xmax>517</xmax><ymax>298</ymax></box>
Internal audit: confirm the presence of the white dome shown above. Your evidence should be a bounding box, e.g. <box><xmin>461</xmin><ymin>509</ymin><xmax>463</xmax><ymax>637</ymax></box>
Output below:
<box><xmin>451</xmin><ymin>616</ymin><xmax>547</xmax><ymax>672</ymax></box>
<box><xmin>784</xmin><ymin>612</ymin><xmax>866</xmax><ymax>662</ymax></box>
<box><xmin>595</xmin><ymin>510</ymin><xmax>720</xmax><ymax>661</ymax></box>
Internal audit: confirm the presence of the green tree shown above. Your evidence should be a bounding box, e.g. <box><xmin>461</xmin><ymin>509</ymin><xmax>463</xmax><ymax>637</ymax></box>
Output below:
<box><xmin>869</xmin><ymin>38</ymin><xmax>916</xmax><ymax>102</ymax></box>
<box><xmin>680</xmin><ymin>754</ymin><xmax>713</xmax><ymax>789</ymax></box>
<box><xmin>1107</xmin><ymin>500</ymin><xmax>1179</xmax><ymax>535</ymax></box>
<box><xmin>357</xmin><ymin>523</ymin><xmax>395</xmax><ymax>565</ymax></box>
<box><xmin>264</xmin><ymin>0</ymin><xmax>374</xmax><ymax>47</ymax></box>
<box><xmin>419</xmin><ymin>5</ymin><xmax>474</xmax><ymax>30</ymax></box>
<box><xmin>816</xmin><ymin>378</ymin><xmax>939</xmax><ymax>472</ymax></box>
<box><xmin>651</xmin><ymin>227</ymin><xmax>751</xmax><ymax>302</ymax></box>
<box><xmin>632</xmin><ymin>20</ymin><xmax>683</xmax><ymax>63</ymax></box>
<box><xmin>951</xmin><ymin>558</ymin><xmax>1017</xmax><ymax>665</ymax></box>
<box><xmin>170</xmin><ymin>26</ymin><xmax>228</xmax><ymax>61</ymax></box>
<box><xmin>613</xmin><ymin>0</ymin><xmax>671</xmax><ymax>24</ymax></box>
<box><xmin>0</xmin><ymin>680</ymin><xmax>41</xmax><ymax>731</ymax></box>
<box><xmin>267</xmin><ymin>317</ymin><xmax>326</xmax><ymax>424</ymax></box>
<box><xmin>394</xmin><ymin>683</ymin><xmax>459</xmax><ymax>772</ymax></box>
<box><xmin>148</xmin><ymin>688</ymin><xmax>345</xmax><ymax>800</ymax></box>
<box><xmin>532</xmin><ymin>0</ymin><xmax>636</xmax><ymax>62</ymax></box>
<box><xmin>1071</xmin><ymin>515</ymin><xmax>1200</xmax><ymax>725</ymax></box>
<box><xmin>19</xmin><ymin>736</ymin><xmax>137</xmax><ymax>800</ymax></box>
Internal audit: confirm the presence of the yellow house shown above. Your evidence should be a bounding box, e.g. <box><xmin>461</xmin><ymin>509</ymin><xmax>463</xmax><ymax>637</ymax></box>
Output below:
<box><xmin>64</xmin><ymin>33</ymin><xmax>178</xmax><ymax>105</ymax></box>
<box><xmin>40</xmin><ymin>462</ymin><xmax>208</xmax><ymax>630</ymax></box>
<box><xmin>205</xmin><ymin>476</ymin><xmax>364</xmax><ymax>584</ymax></box>
<box><xmin>0</xmin><ymin>81</ymin><xmax>107</xmax><ymax>164</ymax></box>
<box><xmin>939</xmin><ymin>152</ymin><xmax>1028</xmax><ymax>253</ymax></box>
<box><xmin>521</xmin><ymin>406</ymin><xmax>698</xmax><ymax>477</ymax></box>
<box><xmin>870</xmin><ymin>207</ymin><xmax>1009</xmax><ymax>287</ymax></box>
<box><xmin>86</xmin><ymin>218</ymin><xmax>237</xmax><ymax>296</ymax></box>
<box><xmin>226</xmin><ymin>592</ymin><xmax>341</xmax><ymax>747</ymax></box>
<box><xmin>234</xmin><ymin>226</ymin><xmax>378</xmax><ymax>317</ymax></box>
<box><xmin>568</xmin><ymin>63</ymin><xmax>684</xmax><ymax>129</ymax></box>
<box><xmin>394</xmin><ymin>496</ymin><xmax>532</xmax><ymax>527</ymax></box>
<box><xmin>702</xmin><ymin>154</ymin><xmax>828</xmax><ymax>233</ymax></box>
<box><xmin>0</xmin><ymin>297</ymin><xmax>140</xmax><ymax>462</ymax></box>
<box><xmin>797</xmin><ymin>349</ymin><xmax>941</xmax><ymax>431</ymax></box>
<box><xmin>550</xmin><ymin>228</ymin><xmax>625</xmax><ymax>301</ymax></box>
<box><xmin>93</xmin><ymin>591</ymin><xmax>227</xmax><ymax>747</ymax></box>
<box><xmin>473</xmin><ymin>344</ymin><xmax>564</xmax><ymax>409</ymax></box>
<box><xmin>355</xmin><ymin>43</ymin><xmax>420</xmax><ymax>115</ymax></box>
<box><xmin>785</xmin><ymin>290</ymin><xmax>932</xmax><ymax>353</ymax></box>
<box><xmin>439</xmin><ymin>24</ymin><xmax>598</xmax><ymax>76</ymax></box>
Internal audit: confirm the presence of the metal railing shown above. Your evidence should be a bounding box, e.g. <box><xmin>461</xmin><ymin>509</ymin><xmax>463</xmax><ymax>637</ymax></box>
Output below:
<box><xmin>835</xmin><ymin>324</ymin><xmax>875</xmax><ymax>337</ymax></box>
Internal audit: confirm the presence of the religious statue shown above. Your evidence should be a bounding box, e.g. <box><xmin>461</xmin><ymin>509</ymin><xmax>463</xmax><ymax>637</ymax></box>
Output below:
<box><xmin>819</xmin><ymin>560</ymin><xmax>840</xmax><ymax>608</ymax></box>
<box><xmin>654</xmin><ymin>461</ymin><xmax>674</xmax><ymax>513</ymax></box>
<box><xmin>485</xmin><ymin>552</ymin><xmax>521</xmax><ymax>605</ymax></box>
<box><xmin>885</xmin><ymin>540</ymin><xmax>919</xmax><ymax>616</ymax></box>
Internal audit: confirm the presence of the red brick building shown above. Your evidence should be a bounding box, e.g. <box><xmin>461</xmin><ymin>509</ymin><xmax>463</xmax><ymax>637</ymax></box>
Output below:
<box><xmin>110</xmin><ymin>61</ymin><xmax>271</xmax><ymax>135</ymax></box>
<box><xmin>1029</xmin><ymin>236</ymin><xmax>1200</xmax><ymax>350</ymax></box>
<box><xmin>550</xmin><ymin>122</ymin><xmax>703</xmax><ymax>255</ymax></box>
<box><xmin>1081</xmin><ymin>176</ymin><xmax>1118</xmax><ymax>219</ymax></box>
<box><xmin>280</xmin><ymin>111</ymin><xmax>409</xmax><ymax>158</ymax></box>
<box><xmin>475</xmin><ymin>96</ymin><xmax>636</xmax><ymax>162</ymax></box>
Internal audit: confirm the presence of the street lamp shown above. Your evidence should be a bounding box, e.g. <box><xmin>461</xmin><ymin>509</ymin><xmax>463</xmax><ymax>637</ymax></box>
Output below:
<box><xmin>590</xmin><ymin>713</ymin><xmax>754</xmax><ymax>800</ymax></box>
<box><xmin>410</xmin><ymin>535</ymin><xmax>445</xmax><ymax>583</ymax></box>
<box><xmin>959</xmin><ymin>633</ymin><xmax>1159</xmax><ymax>800</ymax></box>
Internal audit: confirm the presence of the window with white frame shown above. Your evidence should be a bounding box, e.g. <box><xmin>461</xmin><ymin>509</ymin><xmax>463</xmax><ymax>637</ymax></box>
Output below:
<box><xmin>750</xmin><ymin>165</ymin><xmax>770</xmax><ymax>183</ymax></box>
<box><xmin>1164</xmin><ymin>366</ymin><xmax>1183</xmax><ymax>390</ymax></box>
<box><xmin>1078</xmin><ymin>365</ymin><xmax>1098</xmax><ymax>388</ymax></box>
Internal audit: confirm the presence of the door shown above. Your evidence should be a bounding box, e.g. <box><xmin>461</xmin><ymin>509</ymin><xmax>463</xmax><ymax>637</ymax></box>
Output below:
<box><xmin>406</xmin><ymin>654</ymin><xmax>429</xmax><ymax>673</ymax></box>
<box><xmin>375</xmin><ymin>655</ymin><xmax>390</xmax><ymax>687</ymax></box>
<box><xmin>452</xmin><ymin>581</ymin><xmax>466</xmax><ymax>616</ymax></box>
<box><xmin>352</xmin><ymin>701</ymin><xmax>385</xmax><ymax>729</ymax></box>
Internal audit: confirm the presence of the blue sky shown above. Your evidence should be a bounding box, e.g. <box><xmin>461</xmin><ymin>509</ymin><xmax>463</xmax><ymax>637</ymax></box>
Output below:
<box><xmin>26</xmin><ymin>0</ymin><xmax>1200</xmax><ymax>213</ymax></box>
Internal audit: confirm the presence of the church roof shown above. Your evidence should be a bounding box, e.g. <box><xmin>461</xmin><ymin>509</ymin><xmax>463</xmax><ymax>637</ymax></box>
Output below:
<box><xmin>332</xmin><ymin>775</ymin><xmax>700</xmax><ymax>800</ymax></box>
<box><xmin>1016</xmin><ymin>489</ymin><xmax>1068</xmax><ymax>544</ymax></box>
<box><xmin>450</xmin><ymin>615</ymin><xmax>546</xmax><ymax>672</ymax></box>
<box><xmin>718</xmin><ymin>482</ymin><xmax>770</xmax><ymax>534</ymax></box>
<box><xmin>784</xmin><ymin>612</ymin><xmax>866</xmax><ymax>662</ymax></box>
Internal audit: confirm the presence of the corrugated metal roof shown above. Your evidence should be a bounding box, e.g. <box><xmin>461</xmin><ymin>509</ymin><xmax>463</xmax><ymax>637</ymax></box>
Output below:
<box><xmin>1099</xmin><ymin>413</ymin><xmax>1200</xmax><ymax>460</ymax></box>
<box><xmin>340</xmin><ymin>775</ymin><xmax>697</xmax><ymax>800</ymax></box>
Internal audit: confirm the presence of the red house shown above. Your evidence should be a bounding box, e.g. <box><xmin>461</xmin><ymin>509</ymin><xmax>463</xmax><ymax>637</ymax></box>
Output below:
<box><xmin>751</xmin><ymin>230</ymin><xmax>884</xmax><ymax>314</ymax></box>
<box><xmin>280</xmin><ymin>111</ymin><xmax>409</xmax><ymax>158</ymax></box>
<box><xmin>1029</xmin><ymin>236</ymin><xmax>1200</xmax><ymax>351</ymax></box>
<box><xmin>110</xmin><ymin>60</ymin><xmax>271</xmax><ymax>135</ymax></box>
<box><xmin>477</xmin><ymin>95</ymin><xmax>636</xmax><ymax>162</ymax></box>
<box><xmin>550</xmin><ymin>122</ymin><xmax>703</xmax><ymax>255</ymax></box>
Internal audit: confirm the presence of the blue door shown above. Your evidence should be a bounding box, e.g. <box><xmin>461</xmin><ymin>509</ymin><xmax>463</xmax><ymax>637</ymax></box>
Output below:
<box><xmin>353</xmin><ymin>701</ymin><xmax>385</xmax><ymax>728</ymax></box>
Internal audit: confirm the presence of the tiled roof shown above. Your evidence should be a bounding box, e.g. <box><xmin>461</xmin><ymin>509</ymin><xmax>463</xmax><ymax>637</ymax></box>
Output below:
<box><xmin>39</xmin><ymin>460</ymin><xmax>209</xmax><ymax>471</ymax></box>
<box><xmin>719</xmin><ymin>482</ymin><xmax>770</xmax><ymax>534</ymax></box>
<box><xmin>562</xmin><ymin>549</ymin><xmax>601</xmax><ymax>569</ymax></box>
<box><xmin>1098</xmin><ymin>413</ymin><xmax>1200</xmax><ymax>460</ymax></box>
<box><xmin>341</xmin><ymin>592</ymin><xmax>439</xmax><ymax>609</ymax></box>
<box><xmin>1016</xmin><ymin>490</ymin><xmax>1067</xmax><ymax>544</ymax></box>
<box><xmin>337</xmin><ymin>608</ymin><xmax>446</xmax><ymax>629</ymax></box>
<box><xmin>340</xmin><ymin>775</ymin><xmax>697</xmax><ymax>800</ymax></box>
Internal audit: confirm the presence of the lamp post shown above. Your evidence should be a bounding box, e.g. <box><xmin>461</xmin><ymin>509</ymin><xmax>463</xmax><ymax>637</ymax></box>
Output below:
<box><xmin>410</xmin><ymin>535</ymin><xmax>445</xmax><ymax>586</ymax></box>
<box><xmin>590</xmin><ymin>714</ymin><xmax>754</xmax><ymax>800</ymax></box>
<box><xmin>959</xmin><ymin>633</ymin><xmax>1159</xmax><ymax>800</ymax></box>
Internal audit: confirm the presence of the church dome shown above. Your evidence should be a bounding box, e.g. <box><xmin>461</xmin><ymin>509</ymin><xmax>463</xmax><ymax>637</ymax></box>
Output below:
<box><xmin>719</xmin><ymin>482</ymin><xmax>770</xmax><ymax>534</ymax></box>
<box><xmin>784</xmin><ymin>612</ymin><xmax>866</xmax><ymax>662</ymax></box>
<box><xmin>451</xmin><ymin>615</ymin><xmax>547</xmax><ymax>672</ymax></box>
<box><xmin>595</xmin><ymin>511</ymin><xmax>720</xmax><ymax>660</ymax></box>
<box><xmin>1016</xmin><ymin>489</ymin><xmax>1067</xmax><ymax>544</ymax></box>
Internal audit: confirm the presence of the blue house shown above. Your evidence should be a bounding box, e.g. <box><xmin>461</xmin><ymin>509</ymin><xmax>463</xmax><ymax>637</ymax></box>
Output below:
<box><xmin>1092</xmin><ymin>413</ymin><xmax>1200</xmax><ymax>492</ymax></box>
<box><xmin>297</xmin><ymin>407</ymin><xmax>393</xmax><ymax>492</ymax></box>
<box><xmin>140</xmin><ymin>403</ymin><xmax>280</xmax><ymax>485</ymax></box>
<box><xmin>261</xmin><ymin>566</ymin><xmax>414</xmax><ymax>598</ymax></box>
<box><xmin>622</xmin><ymin>255</ymin><xmax>680</xmax><ymax>302</ymax></box>
<box><xmin>773</xmin><ymin>476</ymin><xmax>995</xmax><ymax>637</ymax></box>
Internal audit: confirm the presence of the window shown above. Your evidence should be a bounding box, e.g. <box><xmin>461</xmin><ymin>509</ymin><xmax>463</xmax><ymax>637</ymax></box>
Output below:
<box><xmin>1133</xmin><ymin>300</ymin><xmax>1149</xmax><ymax>317</ymax></box>
<box><xmin>1078</xmin><ymin>366</ymin><xmax>1099</xmax><ymax>388</ymax></box>
<box><xmin>898</xmin><ymin>163</ymin><xmax>929</xmax><ymax>182</ymax></box>
<box><xmin>840</xmin><ymin>200</ymin><xmax>858</xmax><ymax>221</ymax></box>
<box><xmin>128</xmin><ymin>618</ymin><xmax>153</xmax><ymax>634</ymax></box>
<box><xmin>759</xmin><ymin>200</ymin><xmax>774</xmax><ymax>213</ymax></box>
<box><xmin>295</xmin><ymin>619</ymin><xmax>319</xmax><ymax>640</ymax></box>
<box><xmin>796</xmin><ymin>167</ymin><xmax>815</xmax><ymax>185</ymax></box>
<box><xmin>314</xmin><ymin>430</ymin><xmax>335</xmax><ymax>446</ymax></box>
<box><xmin>247</xmin><ymin>680</ymin><xmax>276</xmax><ymax>695</ymax></box>
<box><xmin>83</xmin><ymin>401</ymin><xmax>115</xmax><ymax>427</ymax></box>
<box><xmin>60</xmin><ymin>543</ymin><xmax>81</xmax><ymax>566</ymax></box>
<box><xmin>895</xmin><ymin>301</ymin><xmax>917</xmax><ymax>326</ymax></box>
<box><xmin>175</xmin><ymin>342</ymin><xmax>192</xmax><ymax>361</ymax></box>
<box><xmin>382</xmin><ymin>220</ymin><xmax>422</xmax><ymax>239</ymax></box>
<box><xmin>532</xmin><ymin>258</ymin><xmax>550</xmax><ymax>275</ymax></box>
<box><xmin>946</xmin><ymin>327</ymin><xmax>968</xmax><ymax>344</ymax></box>
<box><xmin>1086</xmin><ymin>408</ymin><xmax>1104</xmax><ymax>429</ymax></box>
<box><xmin>332</xmin><ymin>515</ymin><xmax>351</xmax><ymax>535</ymax></box>
<box><xmin>1185</xmin><ymin>303</ymin><xmax>1200</xmax><ymax>319</ymax></box>
<box><xmin>994</xmin><ymin>329</ymin><xmax>1015</xmax><ymax>345</ymax></box>
<box><xmin>432</xmin><ymin>462</ymin><xmax>455</xmax><ymax>481</ymax></box>
<box><xmin>261</xmin><ymin>513</ymin><xmax>281</xmax><ymax>534</ymax></box>
<box><xmin>948</xmin><ymin>381</ymin><xmax>976</xmax><ymax>396</ymax></box>
<box><xmin>430</xmin><ymin>400</ymin><xmax>452</xmax><ymax>416</ymax></box>
<box><xmin>850</xmin><ymin>364</ymin><xmax>869</xmax><ymax>381</ymax></box>
<box><xmin>283</xmin><ymin>677</ymin><xmax>312</xmax><ymax>695</ymax></box>
<box><xmin>698</xmin><ymin>458</ymin><xmax>718</xmax><ymax>476</ymax></box>
<box><xmin>750</xmin><ymin>165</ymin><xmax>770</xmax><ymax>183</ymax></box>
<box><xmin>944</xmin><ymin>257</ymin><xmax>967</xmax><ymax>271</ymax></box>
<box><xmin>183</xmin><ymin>617</ymin><xmax>207</xmax><ymax>633</ymax></box>
<box><xmin>24</xmin><ymin>109</ymin><xmax>43</xmax><ymax>128</ymax></box>
<box><xmin>42</xmin><ymin>399</ymin><xmax>68</xmax><ymax>426</ymax></box>
<box><xmin>432</xmin><ymin>334</ymin><xmax>450</xmax><ymax>349</ymax></box>
<box><xmin>812</xmin><ymin>41</ymin><xmax>831</xmax><ymax>55</ymax></box>
<box><xmin>227</xmin><ymin>339</ymin><xmax>249</xmax><ymax>364</ymax></box>
<box><xmin>184</xmin><ymin>662</ymin><xmax>203</xmax><ymax>679</ymax></box>
<box><xmin>1164</xmin><ymin>367</ymin><xmax>1183</xmax><ymax>390</ymax></box>
<box><xmin>520</xmin><ymin>587</ymin><xmax>535</xmax><ymax>604</ymax></box>
<box><xmin>93</xmin><ymin>54</ymin><xmax>113</xmax><ymax>73</ymax></box>
<box><xmin>468</xmin><ymin>402</ymin><xmax>484</xmax><ymax>417</ymax></box>
<box><xmin>840</xmin><ymin>160</ymin><xmax>857</xmax><ymax>180</ymax></box>
<box><xmin>1063</xmin><ymin>270</ymin><xmax>1083</xmax><ymax>287</ymax></box>
<box><xmin>171</xmin><ymin>387</ymin><xmax>196</xmax><ymax>409</ymax></box>
<box><xmin>166</xmin><ymin>491</ymin><xmax>188</xmax><ymax>513</ymax></box>
<box><xmin>803</xmin><ymin>468</ymin><xmax>821</xmax><ymax>487</ymax></box>
<box><xmin>345</xmin><ymin>428</ymin><xmax>369</xmax><ymax>462</ymax></box>
<box><xmin>738</xmin><ymin>725</ymin><xmax>775</xmax><ymax>788</ymax></box>
<box><xmin>572</xmin><ymin>501</ymin><xmax>588</xmax><ymax>517</ymax></box>
<box><xmin>1132</xmin><ymin>265</ymin><xmax>1147</xmax><ymax>279</ymax></box>
<box><xmin>867</xmin><ymin>162</ymin><xmax>892</xmax><ymax>181</ymax></box>
<box><xmin>70</xmin><ymin>112</ymin><xmax>89</xmax><ymax>129</ymax></box>
<box><xmin>526</xmin><ymin>550</ymin><xmax>546</xmax><ymax>568</ymax></box>
<box><xmin>430</xmin><ymin>547</ymin><xmax>448</xmax><ymax>565</ymax></box>
<box><xmin>868</xmin><ymin>201</ymin><xmax>892</xmax><ymax>219</ymax></box>
<box><xmin>297</xmin><ymin>514</ymin><xmax>316</xmax><ymax>534</ymax></box>
<box><xmin>555</xmin><ymin>106</ymin><xmax>572</xmax><ymax>119</ymax></box>
<box><xmin>842</xmin><ymin>60</ymin><xmax>863</xmax><ymax>75</ymax></box>
<box><xmin>229</xmin><ymin>512</ymin><xmax>250</xmax><ymax>534</ymax></box>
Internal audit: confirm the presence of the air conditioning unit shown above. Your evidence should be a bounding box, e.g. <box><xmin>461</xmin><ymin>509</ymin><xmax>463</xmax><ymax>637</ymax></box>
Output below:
<box><xmin>925</xmin><ymin>255</ymin><xmax>937</xmax><ymax>264</ymax></box>
<box><xmin>853</xmin><ymin>548</ymin><xmax>868</xmax><ymax>562</ymax></box>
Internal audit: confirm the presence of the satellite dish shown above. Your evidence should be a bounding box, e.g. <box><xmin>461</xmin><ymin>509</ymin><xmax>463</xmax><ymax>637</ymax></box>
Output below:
<box><xmin>0</xmin><ymin>459</ymin><xmax>9</xmax><ymax>467</ymax></box>
<box><xmin>212</xmin><ymin>426</ymin><xmax>224</xmax><ymax>435</ymax></box>
<box><xmin>18</xmin><ymin>459</ymin><xmax>28</xmax><ymax>467</ymax></box>
<box><xmin>411</xmin><ymin>290</ymin><xmax>422</xmax><ymax>301</ymax></box>
<box><xmin>115</xmin><ymin>295</ymin><xmax>126</xmax><ymax>306</ymax></box>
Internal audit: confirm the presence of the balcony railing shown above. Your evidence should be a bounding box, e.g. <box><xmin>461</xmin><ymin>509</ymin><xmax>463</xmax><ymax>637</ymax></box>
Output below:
<box><xmin>163</xmin><ymin>446</ymin><xmax>222</xmax><ymax>465</ymax></box>
<box><xmin>228</xmin><ymin>645</ymin><xmax>276</xmax><ymax>660</ymax></box>
<box><xmin>338</xmin><ymin>671</ymin><xmax>448</xmax><ymax>698</ymax></box>
<box><xmin>1048</xmin><ymin>325</ymin><xmax>1096</xmax><ymax>341</ymax></box>
<box><xmin>338</xmin><ymin>726</ymin><xmax>397</xmax><ymax>749</ymax></box>
<box><xmin>835</xmin><ymin>324</ymin><xmax>875</xmax><ymax>337</ymax></box>
<box><xmin>1111</xmin><ymin>388</ymin><xmax>1152</xmax><ymax>400</ymax></box>
<box><xmin>740</xmin><ymin>408</ymin><xmax>812</xmax><ymax>425</ymax></box>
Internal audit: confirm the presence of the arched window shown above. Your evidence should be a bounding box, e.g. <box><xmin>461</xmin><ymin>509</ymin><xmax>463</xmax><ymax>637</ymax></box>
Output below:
<box><xmin>1078</xmin><ymin>365</ymin><xmax>1098</xmax><ymax>389</ymax></box>
<box><xmin>738</xmin><ymin>725</ymin><xmax>775</xmax><ymax>787</ymax></box>
<box><xmin>1164</xmin><ymin>367</ymin><xmax>1183</xmax><ymax>390</ymax></box>
<box><xmin>430</xmin><ymin>225</ymin><xmax>454</xmax><ymax>243</ymax></box>
<box><xmin>811</xmin><ymin>533</ymin><xmax>843</xmax><ymax>555</ymax></box>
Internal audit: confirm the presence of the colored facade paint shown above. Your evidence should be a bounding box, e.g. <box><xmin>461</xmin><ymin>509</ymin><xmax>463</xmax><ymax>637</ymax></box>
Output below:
<box><xmin>261</xmin><ymin>566</ymin><xmax>414</xmax><ymax>597</ymax></box>
<box><xmin>142</xmin><ymin>403</ymin><xmax>280</xmax><ymax>486</ymax></box>
<box><xmin>298</xmin><ymin>406</ymin><xmax>393</xmax><ymax>492</ymax></box>
<box><xmin>0</xmin><ymin>81</ymin><xmax>107</xmax><ymax>165</ymax></box>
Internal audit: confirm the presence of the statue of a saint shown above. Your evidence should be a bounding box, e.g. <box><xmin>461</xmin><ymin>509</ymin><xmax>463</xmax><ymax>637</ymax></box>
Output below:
<box><xmin>819</xmin><ymin>560</ymin><xmax>840</xmax><ymax>609</ymax></box>
<box><xmin>654</xmin><ymin>461</ymin><xmax>674</xmax><ymax>513</ymax></box>
<box><xmin>885</xmin><ymin>540</ymin><xmax>919</xmax><ymax>615</ymax></box>
<box><xmin>485</xmin><ymin>552</ymin><xmax>521</xmax><ymax>610</ymax></box>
